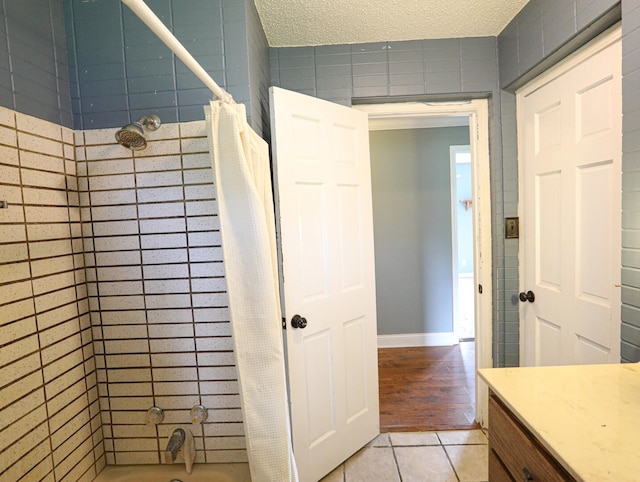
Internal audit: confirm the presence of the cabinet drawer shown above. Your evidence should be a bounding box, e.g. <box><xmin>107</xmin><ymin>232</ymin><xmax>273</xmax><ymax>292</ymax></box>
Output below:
<box><xmin>489</xmin><ymin>395</ymin><xmax>574</xmax><ymax>481</ymax></box>
<box><xmin>489</xmin><ymin>448</ymin><xmax>514</xmax><ymax>482</ymax></box>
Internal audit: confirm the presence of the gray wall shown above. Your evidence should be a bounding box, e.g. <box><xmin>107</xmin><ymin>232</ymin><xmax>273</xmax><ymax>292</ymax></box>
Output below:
<box><xmin>370</xmin><ymin>127</ymin><xmax>470</xmax><ymax>336</ymax></box>
<box><xmin>64</xmin><ymin>0</ymin><xmax>269</xmax><ymax>133</ymax></box>
<box><xmin>499</xmin><ymin>0</ymin><xmax>619</xmax><ymax>89</ymax></box>
<box><xmin>0</xmin><ymin>0</ymin><xmax>72</xmax><ymax>127</ymax></box>
<box><xmin>269</xmin><ymin>38</ymin><xmax>499</xmax><ymax>106</ymax></box>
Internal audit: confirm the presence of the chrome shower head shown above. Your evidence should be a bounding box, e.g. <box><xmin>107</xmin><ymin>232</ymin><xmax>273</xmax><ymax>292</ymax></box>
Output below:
<box><xmin>115</xmin><ymin>123</ymin><xmax>146</xmax><ymax>150</ymax></box>
<box><xmin>115</xmin><ymin>114</ymin><xmax>161</xmax><ymax>150</ymax></box>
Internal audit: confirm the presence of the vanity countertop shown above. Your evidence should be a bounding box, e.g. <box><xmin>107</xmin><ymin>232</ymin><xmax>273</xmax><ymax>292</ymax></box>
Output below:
<box><xmin>478</xmin><ymin>363</ymin><xmax>640</xmax><ymax>481</ymax></box>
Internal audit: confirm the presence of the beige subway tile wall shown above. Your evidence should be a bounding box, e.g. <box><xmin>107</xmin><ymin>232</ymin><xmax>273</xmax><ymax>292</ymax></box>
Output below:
<box><xmin>77</xmin><ymin>119</ymin><xmax>244</xmax><ymax>466</ymax></box>
<box><xmin>1</xmin><ymin>109</ymin><xmax>244</xmax><ymax>480</ymax></box>
<box><xmin>0</xmin><ymin>106</ymin><xmax>103</xmax><ymax>481</ymax></box>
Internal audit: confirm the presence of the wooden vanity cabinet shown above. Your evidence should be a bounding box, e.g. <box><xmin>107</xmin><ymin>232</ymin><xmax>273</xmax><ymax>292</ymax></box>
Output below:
<box><xmin>488</xmin><ymin>392</ymin><xmax>576</xmax><ymax>481</ymax></box>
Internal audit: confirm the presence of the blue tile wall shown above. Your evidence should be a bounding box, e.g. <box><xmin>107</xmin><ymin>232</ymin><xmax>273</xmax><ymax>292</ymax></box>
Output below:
<box><xmin>497</xmin><ymin>92</ymin><xmax>520</xmax><ymax>367</ymax></box>
<box><xmin>64</xmin><ymin>0</ymin><xmax>265</xmax><ymax>131</ymax></box>
<box><xmin>246</xmin><ymin>0</ymin><xmax>271</xmax><ymax>139</ymax></box>
<box><xmin>0</xmin><ymin>0</ymin><xmax>73</xmax><ymax>127</ymax></box>
<box><xmin>315</xmin><ymin>45</ymin><xmax>352</xmax><ymax>105</ymax></box>
<box><xmin>516</xmin><ymin>1</ymin><xmax>544</xmax><ymax>75</ymax></box>
<box><xmin>0</xmin><ymin>2</ymin><xmax>10</xmax><ymax>108</ymax></box>
<box><xmin>388</xmin><ymin>40</ymin><xmax>423</xmax><ymax>97</ymax></box>
<box><xmin>498</xmin><ymin>0</ymin><xmax>619</xmax><ymax>89</ymax></box>
<box><xmin>272</xmin><ymin>38</ymin><xmax>499</xmax><ymax>104</ymax></box>
<box><xmin>621</xmin><ymin>0</ymin><xmax>640</xmax><ymax>362</ymax></box>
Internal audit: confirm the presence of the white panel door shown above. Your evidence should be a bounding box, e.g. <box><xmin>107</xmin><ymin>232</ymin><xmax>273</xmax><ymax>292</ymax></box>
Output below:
<box><xmin>519</xmin><ymin>27</ymin><xmax>621</xmax><ymax>366</ymax></box>
<box><xmin>270</xmin><ymin>87</ymin><xmax>379</xmax><ymax>482</ymax></box>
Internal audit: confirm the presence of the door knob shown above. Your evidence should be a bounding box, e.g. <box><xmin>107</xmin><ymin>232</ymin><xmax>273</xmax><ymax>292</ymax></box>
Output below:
<box><xmin>519</xmin><ymin>291</ymin><xmax>535</xmax><ymax>303</ymax></box>
<box><xmin>291</xmin><ymin>314</ymin><xmax>307</xmax><ymax>329</ymax></box>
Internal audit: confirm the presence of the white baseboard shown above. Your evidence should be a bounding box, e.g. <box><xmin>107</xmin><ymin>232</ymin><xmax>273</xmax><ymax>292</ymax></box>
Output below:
<box><xmin>377</xmin><ymin>332</ymin><xmax>458</xmax><ymax>348</ymax></box>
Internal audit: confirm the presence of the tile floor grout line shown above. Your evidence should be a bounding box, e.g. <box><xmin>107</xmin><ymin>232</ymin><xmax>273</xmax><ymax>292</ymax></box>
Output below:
<box><xmin>441</xmin><ymin>443</ymin><xmax>463</xmax><ymax>482</ymax></box>
<box><xmin>390</xmin><ymin>445</ymin><xmax>403</xmax><ymax>482</ymax></box>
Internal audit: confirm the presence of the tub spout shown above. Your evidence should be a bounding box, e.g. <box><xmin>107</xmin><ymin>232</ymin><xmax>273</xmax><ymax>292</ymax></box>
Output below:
<box><xmin>162</xmin><ymin>427</ymin><xmax>196</xmax><ymax>473</ymax></box>
<box><xmin>163</xmin><ymin>428</ymin><xmax>185</xmax><ymax>464</ymax></box>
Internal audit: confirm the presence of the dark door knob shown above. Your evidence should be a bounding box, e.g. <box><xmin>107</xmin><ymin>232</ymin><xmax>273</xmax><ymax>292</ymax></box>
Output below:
<box><xmin>291</xmin><ymin>314</ymin><xmax>307</xmax><ymax>329</ymax></box>
<box><xmin>519</xmin><ymin>291</ymin><xmax>535</xmax><ymax>303</ymax></box>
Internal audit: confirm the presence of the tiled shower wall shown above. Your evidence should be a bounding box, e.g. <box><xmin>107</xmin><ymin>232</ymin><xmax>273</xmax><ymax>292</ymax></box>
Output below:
<box><xmin>1</xmin><ymin>106</ymin><xmax>245</xmax><ymax>479</ymax></box>
<box><xmin>0</xmin><ymin>108</ymin><xmax>103</xmax><ymax>481</ymax></box>
<box><xmin>77</xmin><ymin>120</ymin><xmax>245</xmax><ymax>465</ymax></box>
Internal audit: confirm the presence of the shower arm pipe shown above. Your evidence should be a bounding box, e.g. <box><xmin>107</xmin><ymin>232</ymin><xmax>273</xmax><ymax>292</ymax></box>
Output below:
<box><xmin>121</xmin><ymin>0</ymin><xmax>233</xmax><ymax>103</ymax></box>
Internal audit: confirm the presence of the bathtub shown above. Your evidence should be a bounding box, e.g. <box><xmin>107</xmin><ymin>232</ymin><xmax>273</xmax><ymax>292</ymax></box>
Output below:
<box><xmin>94</xmin><ymin>463</ymin><xmax>251</xmax><ymax>482</ymax></box>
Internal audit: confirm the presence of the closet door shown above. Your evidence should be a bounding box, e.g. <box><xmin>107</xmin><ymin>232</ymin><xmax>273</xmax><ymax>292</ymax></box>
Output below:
<box><xmin>518</xmin><ymin>27</ymin><xmax>621</xmax><ymax>366</ymax></box>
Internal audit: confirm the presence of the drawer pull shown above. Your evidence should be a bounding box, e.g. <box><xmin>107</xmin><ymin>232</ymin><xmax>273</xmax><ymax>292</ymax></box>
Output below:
<box><xmin>523</xmin><ymin>467</ymin><xmax>534</xmax><ymax>481</ymax></box>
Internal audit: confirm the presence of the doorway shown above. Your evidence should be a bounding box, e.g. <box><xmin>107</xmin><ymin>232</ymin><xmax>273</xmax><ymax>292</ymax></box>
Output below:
<box><xmin>451</xmin><ymin>144</ymin><xmax>475</xmax><ymax>342</ymax></box>
<box><xmin>355</xmin><ymin>100</ymin><xmax>492</xmax><ymax>428</ymax></box>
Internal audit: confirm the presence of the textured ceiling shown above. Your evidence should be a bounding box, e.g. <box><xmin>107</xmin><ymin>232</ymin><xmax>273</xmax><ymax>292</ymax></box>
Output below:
<box><xmin>254</xmin><ymin>0</ymin><xmax>529</xmax><ymax>47</ymax></box>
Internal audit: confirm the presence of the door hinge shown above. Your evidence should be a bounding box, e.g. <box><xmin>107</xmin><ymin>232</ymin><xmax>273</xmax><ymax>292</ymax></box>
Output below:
<box><xmin>478</xmin><ymin>284</ymin><xmax>483</xmax><ymax>294</ymax></box>
<box><xmin>282</xmin><ymin>317</ymin><xmax>286</xmax><ymax>330</ymax></box>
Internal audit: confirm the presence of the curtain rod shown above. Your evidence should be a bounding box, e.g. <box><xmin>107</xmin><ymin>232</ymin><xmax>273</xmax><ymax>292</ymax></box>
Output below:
<box><xmin>121</xmin><ymin>0</ymin><xmax>233</xmax><ymax>104</ymax></box>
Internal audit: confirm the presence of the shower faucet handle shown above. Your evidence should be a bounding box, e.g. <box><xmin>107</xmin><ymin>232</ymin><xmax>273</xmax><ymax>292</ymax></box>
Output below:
<box><xmin>190</xmin><ymin>404</ymin><xmax>208</xmax><ymax>424</ymax></box>
<box><xmin>145</xmin><ymin>406</ymin><xmax>164</xmax><ymax>425</ymax></box>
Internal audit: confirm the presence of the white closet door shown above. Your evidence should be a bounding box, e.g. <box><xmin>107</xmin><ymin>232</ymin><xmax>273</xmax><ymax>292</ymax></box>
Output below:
<box><xmin>519</xmin><ymin>27</ymin><xmax>621</xmax><ymax>366</ymax></box>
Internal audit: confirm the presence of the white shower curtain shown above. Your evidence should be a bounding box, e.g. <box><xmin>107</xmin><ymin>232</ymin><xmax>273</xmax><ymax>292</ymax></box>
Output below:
<box><xmin>205</xmin><ymin>100</ymin><xmax>298</xmax><ymax>481</ymax></box>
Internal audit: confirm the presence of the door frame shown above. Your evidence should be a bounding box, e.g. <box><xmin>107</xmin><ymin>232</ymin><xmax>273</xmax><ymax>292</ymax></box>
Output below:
<box><xmin>516</xmin><ymin>25</ymin><xmax>622</xmax><ymax>366</ymax></box>
<box><xmin>354</xmin><ymin>99</ymin><xmax>493</xmax><ymax>426</ymax></box>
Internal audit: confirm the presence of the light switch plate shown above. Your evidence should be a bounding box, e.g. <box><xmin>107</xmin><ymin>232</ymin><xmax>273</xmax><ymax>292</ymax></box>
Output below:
<box><xmin>505</xmin><ymin>217</ymin><xmax>519</xmax><ymax>238</ymax></box>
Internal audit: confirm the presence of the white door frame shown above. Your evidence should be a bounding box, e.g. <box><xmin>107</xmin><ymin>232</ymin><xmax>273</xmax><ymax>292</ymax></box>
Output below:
<box><xmin>516</xmin><ymin>25</ymin><xmax>622</xmax><ymax>366</ymax></box>
<box><xmin>355</xmin><ymin>100</ymin><xmax>493</xmax><ymax>426</ymax></box>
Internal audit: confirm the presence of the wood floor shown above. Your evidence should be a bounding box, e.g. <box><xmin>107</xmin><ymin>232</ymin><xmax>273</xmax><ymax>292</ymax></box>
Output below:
<box><xmin>378</xmin><ymin>342</ymin><xmax>478</xmax><ymax>432</ymax></box>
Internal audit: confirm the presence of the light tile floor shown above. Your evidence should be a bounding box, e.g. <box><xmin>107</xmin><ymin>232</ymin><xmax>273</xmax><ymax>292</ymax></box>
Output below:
<box><xmin>320</xmin><ymin>430</ymin><xmax>488</xmax><ymax>482</ymax></box>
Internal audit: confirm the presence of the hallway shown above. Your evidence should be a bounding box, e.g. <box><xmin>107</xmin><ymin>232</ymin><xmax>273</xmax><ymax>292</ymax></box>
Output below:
<box><xmin>378</xmin><ymin>342</ymin><xmax>477</xmax><ymax>432</ymax></box>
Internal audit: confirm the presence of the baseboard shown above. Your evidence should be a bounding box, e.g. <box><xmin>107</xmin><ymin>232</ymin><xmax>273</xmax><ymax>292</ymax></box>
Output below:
<box><xmin>377</xmin><ymin>332</ymin><xmax>458</xmax><ymax>348</ymax></box>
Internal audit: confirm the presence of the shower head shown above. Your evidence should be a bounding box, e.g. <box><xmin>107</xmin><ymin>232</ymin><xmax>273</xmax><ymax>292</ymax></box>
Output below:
<box><xmin>115</xmin><ymin>114</ymin><xmax>161</xmax><ymax>150</ymax></box>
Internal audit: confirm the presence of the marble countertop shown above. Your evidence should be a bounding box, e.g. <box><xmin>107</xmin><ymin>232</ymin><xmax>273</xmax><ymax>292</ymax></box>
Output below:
<box><xmin>478</xmin><ymin>363</ymin><xmax>640</xmax><ymax>482</ymax></box>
